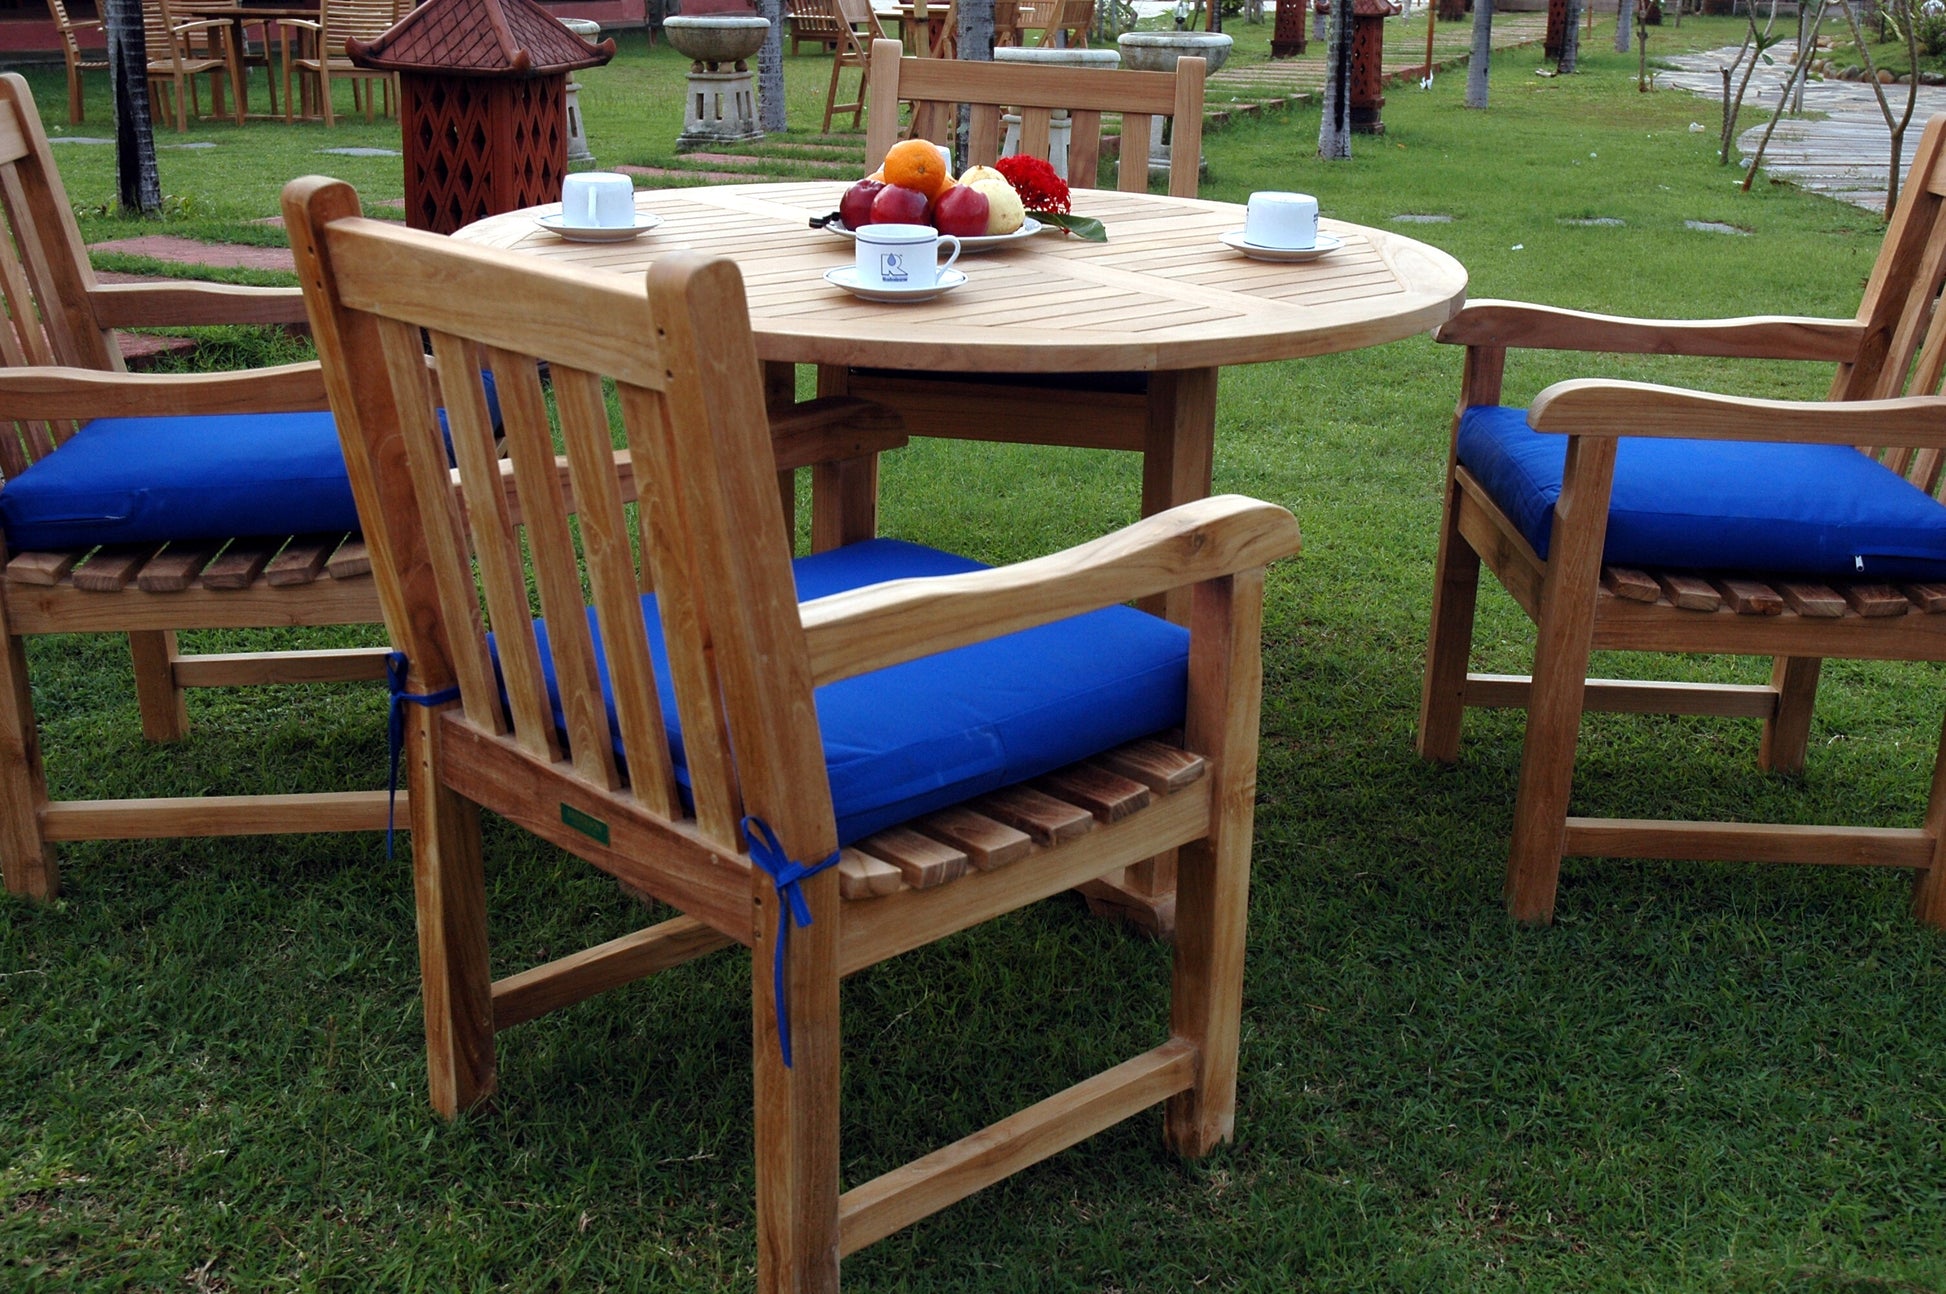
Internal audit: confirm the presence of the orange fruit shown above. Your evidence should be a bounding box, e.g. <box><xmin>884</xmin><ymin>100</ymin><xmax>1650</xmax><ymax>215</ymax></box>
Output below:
<box><xmin>882</xmin><ymin>139</ymin><xmax>950</xmax><ymax>200</ymax></box>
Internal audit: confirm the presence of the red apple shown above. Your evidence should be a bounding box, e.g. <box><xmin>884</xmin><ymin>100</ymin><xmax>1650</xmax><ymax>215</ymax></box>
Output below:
<box><xmin>931</xmin><ymin>184</ymin><xmax>990</xmax><ymax>238</ymax></box>
<box><xmin>839</xmin><ymin>179</ymin><xmax>884</xmax><ymax>230</ymax></box>
<box><xmin>869</xmin><ymin>184</ymin><xmax>930</xmax><ymax>227</ymax></box>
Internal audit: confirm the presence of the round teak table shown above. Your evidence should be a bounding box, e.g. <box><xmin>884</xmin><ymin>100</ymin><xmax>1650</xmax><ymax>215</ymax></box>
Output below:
<box><xmin>454</xmin><ymin>180</ymin><xmax>1468</xmax><ymax>933</ymax></box>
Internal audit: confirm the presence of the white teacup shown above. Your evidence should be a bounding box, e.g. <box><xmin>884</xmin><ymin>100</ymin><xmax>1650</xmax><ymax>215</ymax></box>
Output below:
<box><xmin>1245</xmin><ymin>191</ymin><xmax>1319</xmax><ymax>249</ymax></box>
<box><xmin>560</xmin><ymin>172</ymin><xmax>637</xmax><ymax>229</ymax></box>
<box><xmin>853</xmin><ymin>222</ymin><xmax>962</xmax><ymax>290</ymax></box>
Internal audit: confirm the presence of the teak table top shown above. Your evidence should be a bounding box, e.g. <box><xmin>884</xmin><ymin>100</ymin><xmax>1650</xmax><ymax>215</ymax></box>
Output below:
<box><xmin>450</xmin><ymin>182</ymin><xmax>1469</xmax><ymax>376</ymax></box>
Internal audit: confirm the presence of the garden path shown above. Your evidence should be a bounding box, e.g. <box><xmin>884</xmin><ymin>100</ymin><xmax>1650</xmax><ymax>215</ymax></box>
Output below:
<box><xmin>1659</xmin><ymin>41</ymin><xmax>1946</xmax><ymax>211</ymax></box>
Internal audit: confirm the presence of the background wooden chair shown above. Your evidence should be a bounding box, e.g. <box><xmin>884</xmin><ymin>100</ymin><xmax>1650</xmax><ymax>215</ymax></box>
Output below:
<box><xmin>48</xmin><ymin>0</ymin><xmax>107</xmax><ymax>125</ymax></box>
<box><xmin>786</xmin><ymin>0</ymin><xmax>844</xmax><ymax>54</ymax></box>
<box><xmin>0</xmin><ymin>74</ymin><xmax>392</xmax><ymax>900</ymax></box>
<box><xmin>281</xmin><ymin>0</ymin><xmax>401</xmax><ymax>126</ymax></box>
<box><xmin>821</xmin><ymin>0</ymin><xmax>889</xmax><ymax>133</ymax></box>
<box><xmin>143</xmin><ymin>0</ymin><xmax>243</xmax><ymax>130</ymax></box>
<box><xmin>1418</xmin><ymin>112</ymin><xmax>1946</xmax><ymax>930</ymax></box>
<box><xmin>288</xmin><ymin>172</ymin><xmax>1299</xmax><ymax>1291</ymax></box>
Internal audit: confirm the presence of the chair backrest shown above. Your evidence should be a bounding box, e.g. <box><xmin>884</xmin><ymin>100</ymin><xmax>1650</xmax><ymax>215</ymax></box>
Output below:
<box><xmin>0</xmin><ymin>75</ymin><xmax>123</xmax><ymax>481</ymax></box>
<box><xmin>1033</xmin><ymin>0</ymin><xmax>1092</xmax><ymax>46</ymax></box>
<box><xmin>834</xmin><ymin>0</ymin><xmax>888</xmax><ymax>43</ymax></box>
<box><xmin>286</xmin><ymin>176</ymin><xmax>840</xmax><ymax>863</ymax></box>
<box><xmin>787</xmin><ymin>0</ymin><xmax>846</xmax><ymax>42</ymax></box>
<box><xmin>863</xmin><ymin>39</ymin><xmax>1204</xmax><ymax>196</ymax></box>
<box><xmin>323</xmin><ymin>0</ymin><xmax>402</xmax><ymax>55</ymax></box>
<box><xmin>1836</xmin><ymin>115</ymin><xmax>1946</xmax><ymax>494</ymax></box>
<box><xmin>47</xmin><ymin>0</ymin><xmax>89</xmax><ymax>58</ymax></box>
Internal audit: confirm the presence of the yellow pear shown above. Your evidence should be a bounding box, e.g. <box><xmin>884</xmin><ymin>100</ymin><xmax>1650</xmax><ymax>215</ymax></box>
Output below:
<box><xmin>957</xmin><ymin>164</ymin><xmax>1008</xmax><ymax>187</ymax></box>
<box><xmin>966</xmin><ymin>178</ymin><xmax>1025</xmax><ymax>235</ymax></box>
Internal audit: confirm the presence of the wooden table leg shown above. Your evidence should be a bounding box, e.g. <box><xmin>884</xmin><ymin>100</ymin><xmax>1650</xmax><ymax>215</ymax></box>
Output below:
<box><xmin>1084</xmin><ymin>366</ymin><xmax>1219</xmax><ymax>941</ymax></box>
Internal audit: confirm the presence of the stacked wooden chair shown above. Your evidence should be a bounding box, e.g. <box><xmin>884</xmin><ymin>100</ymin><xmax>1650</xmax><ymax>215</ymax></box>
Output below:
<box><xmin>286</xmin><ymin>172</ymin><xmax>1299</xmax><ymax>1290</ymax></box>
<box><xmin>1419</xmin><ymin>112</ymin><xmax>1946</xmax><ymax>928</ymax></box>
<box><xmin>0</xmin><ymin>73</ymin><xmax>390</xmax><ymax>900</ymax></box>
<box><xmin>786</xmin><ymin>0</ymin><xmax>844</xmax><ymax>54</ymax></box>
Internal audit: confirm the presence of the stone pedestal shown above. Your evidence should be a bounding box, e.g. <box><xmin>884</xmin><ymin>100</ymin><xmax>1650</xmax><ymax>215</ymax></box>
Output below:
<box><xmin>562</xmin><ymin>18</ymin><xmax>602</xmax><ymax>167</ymax></box>
<box><xmin>663</xmin><ymin>15</ymin><xmax>769</xmax><ymax>149</ymax></box>
<box><xmin>995</xmin><ymin>46</ymin><xmax>1120</xmax><ymax>181</ymax></box>
<box><xmin>1115</xmin><ymin>32</ymin><xmax>1229</xmax><ymax>180</ymax></box>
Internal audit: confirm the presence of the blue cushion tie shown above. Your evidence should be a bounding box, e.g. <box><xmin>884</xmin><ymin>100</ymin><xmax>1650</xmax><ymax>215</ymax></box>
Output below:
<box><xmin>385</xmin><ymin>651</ymin><xmax>462</xmax><ymax>859</ymax></box>
<box><xmin>742</xmin><ymin>814</ymin><xmax>842</xmax><ymax>1069</ymax></box>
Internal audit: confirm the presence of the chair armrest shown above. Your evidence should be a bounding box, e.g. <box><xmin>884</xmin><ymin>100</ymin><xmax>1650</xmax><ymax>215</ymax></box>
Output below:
<box><xmin>1529</xmin><ymin>377</ymin><xmax>1946</xmax><ymax>446</ymax></box>
<box><xmin>799</xmin><ymin>494</ymin><xmax>1301</xmax><ymax>685</ymax></box>
<box><xmin>0</xmin><ymin>361</ymin><xmax>328</xmax><ymax>420</ymax></box>
<box><xmin>88</xmin><ymin>281</ymin><xmax>309</xmax><ymax>329</ymax></box>
<box><xmin>1436</xmin><ymin>299</ymin><xmax>1865</xmax><ymax>363</ymax></box>
<box><xmin>768</xmin><ymin>396</ymin><xmax>907</xmax><ymax>470</ymax></box>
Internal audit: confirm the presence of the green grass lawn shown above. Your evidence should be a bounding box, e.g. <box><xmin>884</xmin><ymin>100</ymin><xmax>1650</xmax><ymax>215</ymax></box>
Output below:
<box><xmin>5</xmin><ymin>18</ymin><xmax>1946</xmax><ymax>1292</ymax></box>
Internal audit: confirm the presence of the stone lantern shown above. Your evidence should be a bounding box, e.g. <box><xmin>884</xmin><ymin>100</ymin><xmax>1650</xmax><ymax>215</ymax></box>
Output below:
<box><xmin>1313</xmin><ymin>0</ymin><xmax>1401</xmax><ymax>134</ymax></box>
<box><xmin>347</xmin><ymin>0</ymin><xmax>614</xmax><ymax>234</ymax></box>
<box><xmin>1270</xmin><ymin>0</ymin><xmax>1307</xmax><ymax>56</ymax></box>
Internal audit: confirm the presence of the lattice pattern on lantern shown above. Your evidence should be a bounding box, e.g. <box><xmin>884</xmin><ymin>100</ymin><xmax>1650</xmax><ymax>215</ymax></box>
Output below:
<box><xmin>402</xmin><ymin>75</ymin><xmax>566</xmax><ymax>234</ymax></box>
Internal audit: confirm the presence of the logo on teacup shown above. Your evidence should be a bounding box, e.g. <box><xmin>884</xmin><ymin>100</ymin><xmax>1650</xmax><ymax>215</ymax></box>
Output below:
<box><xmin>878</xmin><ymin>252</ymin><xmax>908</xmax><ymax>283</ymax></box>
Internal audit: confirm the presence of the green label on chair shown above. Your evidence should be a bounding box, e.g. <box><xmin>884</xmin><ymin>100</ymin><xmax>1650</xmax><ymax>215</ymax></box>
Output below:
<box><xmin>561</xmin><ymin>803</ymin><xmax>611</xmax><ymax>845</ymax></box>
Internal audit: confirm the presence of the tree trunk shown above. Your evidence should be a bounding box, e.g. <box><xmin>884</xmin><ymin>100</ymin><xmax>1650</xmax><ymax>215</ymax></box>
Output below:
<box><xmin>1319</xmin><ymin>0</ymin><xmax>1352</xmax><ymax>156</ymax></box>
<box><xmin>758</xmin><ymin>0</ymin><xmax>786</xmax><ymax>131</ymax></box>
<box><xmin>956</xmin><ymin>0</ymin><xmax>995</xmax><ymax>168</ymax></box>
<box><xmin>1613</xmin><ymin>0</ymin><xmax>1629</xmax><ymax>49</ymax></box>
<box><xmin>1558</xmin><ymin>0</ymin><xmax>1582</xmax><ymax>68</ymax></box>
<box><xmin>105</xmin><ymin>0</ymin><xmax>160</xmax><ymax>216</ymax></box>
<box><xmin>1465</xmin><ymin>0</ymin><xmax>1493</xmax><ymax>107</ymax></box>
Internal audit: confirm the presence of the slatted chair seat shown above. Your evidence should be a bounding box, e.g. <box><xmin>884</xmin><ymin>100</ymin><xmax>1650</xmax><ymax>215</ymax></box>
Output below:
<box><xmin>4</xmin><ymin>532</ymin><xmax>373</xmax><ymax>596</ymax></box>
<box><xmin>288</xmin><ymin>171</ymin><xmax>1300</xmax><ymax>1290</ymax></box>
<box><xmin>1417</xmin><ymin>112</ymin><xmax>1946</xmax><ymax>928</ymax></box>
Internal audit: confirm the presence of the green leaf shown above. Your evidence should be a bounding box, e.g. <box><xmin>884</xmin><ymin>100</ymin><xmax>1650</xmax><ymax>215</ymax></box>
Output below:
<box><xmin>1035</xmin><ymin>212</ymin><xmax>1108</xmax><ymax>242</ymax></box>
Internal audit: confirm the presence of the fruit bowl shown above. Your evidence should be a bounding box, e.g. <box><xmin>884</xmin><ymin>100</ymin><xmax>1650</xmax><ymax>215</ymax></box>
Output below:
<box><xmin>821</xmin><ymin>216</ymin><xmax>1047</xmax><ymax>253</ymax></box>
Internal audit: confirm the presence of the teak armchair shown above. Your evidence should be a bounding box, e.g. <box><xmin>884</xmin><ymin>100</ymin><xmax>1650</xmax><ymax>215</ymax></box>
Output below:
<box><xmin>143</xmin><ymin>0</ymin><xmax>243</xmax><ymax>130</ymax></box>
<box><xmin>786</xmin><ymin>0</ymin><xmax>844</xmax><ymax>54</ymax></box>
<box><xmin>1420</xmin><ymin>112</ymin><xmax>1946</xmax><ymax>929</ymax></box>
<box><xmin>281</xmin><ymin>0</ymin><xmax>400</xmax><ymax>126</ymax></box>
<box><xmin>0</xmin><ymin>73</ymin><xmax>391</xmax><ymax>900</ymax></box>
<box><xmin>48</xmin><ymin>0</ymin><xmax>106</xmax><ymax>124</ymax></box>
<box><xmin>286</xmin><ymin>172</ymin><xmax>1299</xmax><ymax>1291</ymax></box>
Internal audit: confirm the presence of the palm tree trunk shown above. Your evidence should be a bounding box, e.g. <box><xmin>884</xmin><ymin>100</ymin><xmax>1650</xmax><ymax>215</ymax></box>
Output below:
<box><xmin>1465</xmin><ymin>0</ymin><xmax>1493</xmax><ymax>107</ymax></box>
<box><xmin>759</xmin><ymin>0</ymin><xmax>786</xmax><ymax>131</ymax></box>
<box><xmin>1318</xmin><ymin>0</ymin><xmax>1353</xmax><ymax>156</ymax></box>
<box><xmin>105</xmin><ymin>0</ymin><xmax>160</xmax><ymax>215</ymax></box>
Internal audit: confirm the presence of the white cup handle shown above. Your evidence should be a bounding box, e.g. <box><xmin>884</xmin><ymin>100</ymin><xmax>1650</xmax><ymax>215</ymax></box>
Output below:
<box><xmin>938</xmin><ymin>235</ymin><xmax>962</xmax><ymax>275</ymax></box>
<box><xmin>586</xmin><ymin>187</ymin><xmax>599</xmax><ymax>226</ymax></box>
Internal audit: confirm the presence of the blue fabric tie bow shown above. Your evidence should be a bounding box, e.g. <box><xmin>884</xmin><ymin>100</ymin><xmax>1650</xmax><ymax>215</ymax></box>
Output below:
<box><xmin>385</xmin><ymin>651</ymin><xmax>461</xmax><ymax>858</ymax></box>
<box><xmin>743</xmin><ymin>814</ymin><xmax>842</xmax><ymax>1068</ymax></box>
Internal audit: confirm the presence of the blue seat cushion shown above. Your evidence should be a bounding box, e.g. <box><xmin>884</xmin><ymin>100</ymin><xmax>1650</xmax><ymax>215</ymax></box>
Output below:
<box><xmin>511</xmin><ymin>538</ymin><xmax>1191</xmax><ymax>847</ymax></box>
<box><xmin>1456</xmin><ymin>404</ymin><xmax>1946</xmax><ymax>581</ymax></box>
<box><xmin>0</xmin><ymin>377</ymin><xmax>500</xmax><ymax>552</ymax></box>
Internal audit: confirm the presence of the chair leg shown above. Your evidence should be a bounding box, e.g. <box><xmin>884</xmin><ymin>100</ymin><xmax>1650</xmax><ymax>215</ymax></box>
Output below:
<box><xmin>821</xmin><ymin>56</ymin><xmax>841</xmax><ymax>132</ymax></box>
<box><xmin>1504</xmin><ymin>437</ymin><xmax>1615</xmax><ymax>926</ymax></box>
<box><xmin>1165</xmin><ymin>569</ymin><xmax>1262</xmax><ymax>1157</ymax></box>
<box><xmin>408</xmin><ymin>705</ymin><xmax>496</xmax><ymax>1117</ymax></box>
<box><xmin>752</xmin><ymin>865</ymin><xmax>841</xmax><ymax>1294</ymax></box>
<box><xmin>67</xmin><ymin>64</ymin><xmax>84</xmax><ymax>124</ymax></box>
<box><xmin>1758</xmin><ymin>655</ymin><xmax>1821</xmax><ymax>775</ymax></box>
<box><xmin>1417</xmin><ymin>469</ymin><xmax>1481</xmax><ymax>764</ymax></box>
<box><xmin>0</xmin><ymin>627</ymin><xmax>57</xmax><ymax>900</ymax></box>
<box><xmin>1914</xmin><ymin>707</ymin><xmax>1946</xmax><ymax>929</ymax></box>
<box><xmin>129</xmin><ymin>630</ymin><xmax>190</xmax><ymax>742</ymax></box>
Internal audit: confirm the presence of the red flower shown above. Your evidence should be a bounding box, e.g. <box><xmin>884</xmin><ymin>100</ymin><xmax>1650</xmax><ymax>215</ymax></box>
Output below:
<box><xmin>994</xmin><ymin>155</ymin><xmax>1070</xmax><ymax>215</ymax></box>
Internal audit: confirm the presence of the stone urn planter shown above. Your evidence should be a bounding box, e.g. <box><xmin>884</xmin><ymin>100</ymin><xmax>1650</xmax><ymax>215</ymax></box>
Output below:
<box><xmin>1115</xmin><ymin>32</ymin><xmax>1229</xmax><ymax>179</ymax></box>
<box><xmin>561</xmin><ymin>18</ymin><xmax>603</xmax><ymax>167</ymax></box>
<box><xmin>663</xmin><ymin>14</ymin><xmax>770</xmax><ymax>148</ymax></box>
<box><xmin>994</xmin><ymin>46</ymin><xmax>1121</xmax><ymax>181</ymax></box>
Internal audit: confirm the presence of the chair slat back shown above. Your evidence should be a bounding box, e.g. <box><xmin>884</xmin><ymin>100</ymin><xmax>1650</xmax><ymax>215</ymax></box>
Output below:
<box><xmin>289</xmin><ymin>180</ymin><xmax>833</xmax><ymax>856</ymax></box>
<box><xmin>323</xmin><ymin>0</ymin><xmax>401</xmax><ymax>56</ymax></box>
<box><xmin>864</xmin><ymin>40</ymin><xmax>1204</xmax><ymax>197</ymax></box>
<box><xmin>1823</xmin><ymin>117</ymin><xmax>1946</xmax><ymax>499</ymax></box>
<box><xmin>0</xmin><ymin>75</ymin><xmax>120</xmax><ymax>482</ymax></box>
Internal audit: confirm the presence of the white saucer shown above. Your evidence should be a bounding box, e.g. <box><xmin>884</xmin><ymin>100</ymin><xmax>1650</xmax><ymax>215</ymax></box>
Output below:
<box><xmin>536</xmin><ymin>212</ymin><xmax>662</xmax><ymax>243</ymax></box>
<box><xmin>823</xmin><ymin>216</ymin><xmax>1044</xmax><ymax>253</ymax></box>
<box><xmin>824</xmin><ymin>266</ymin><xmax>968</xmax><ymax>303</ymax></box>
<box><xmin>1219</xmin><ymin>230</ymin><xmax>1342</xmax><ymax>262</ymax></box>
